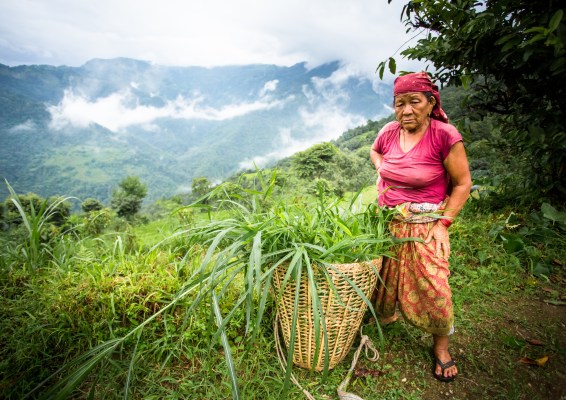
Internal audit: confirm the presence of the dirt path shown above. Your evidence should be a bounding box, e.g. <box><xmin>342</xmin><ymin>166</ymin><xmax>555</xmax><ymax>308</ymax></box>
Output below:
<box><xmin>371</xmin><ymin>287</ymin><xmax>566</xmax><ymax>400</ymax></box>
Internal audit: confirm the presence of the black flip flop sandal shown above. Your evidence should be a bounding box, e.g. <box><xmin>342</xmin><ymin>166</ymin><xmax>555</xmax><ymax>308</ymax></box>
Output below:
<box><xmin>433</xmin><ymin>357</ymin><xmax>458</xmax><ymax>383</ymax></box>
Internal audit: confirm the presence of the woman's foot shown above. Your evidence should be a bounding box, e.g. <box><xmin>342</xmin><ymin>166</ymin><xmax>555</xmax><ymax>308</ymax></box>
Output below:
<box><xmin>378</xmin><ymin>313</ymin><xmax>398</xmax><ymax>325</ymax></box>
<box><xmin>432</xmin><ymin>335</ymin><xmax>458</xmax><ymax>382</ymax></box>
<box><xmin>432</xmin><ymin>349</ymin><xmax>458</xmax><ymax>382</ymax></box>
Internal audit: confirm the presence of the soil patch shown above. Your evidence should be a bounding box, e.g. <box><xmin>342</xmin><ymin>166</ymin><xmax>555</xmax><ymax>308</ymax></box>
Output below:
<box><xmin>378</xmin><ymin>292</ymin><xmax>566</xmax><ymax>400</ymax></box>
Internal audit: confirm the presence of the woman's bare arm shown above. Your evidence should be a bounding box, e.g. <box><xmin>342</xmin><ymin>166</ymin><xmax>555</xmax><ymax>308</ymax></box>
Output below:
<box><xmin>426</xmin><ymin>141</ymin><xmax>472</xmax><ymax>259</ymax></box>
<box><xmin>442</xmin><ymin>142</ymin><xmax>473</xmax><ymax>220</ymax></box>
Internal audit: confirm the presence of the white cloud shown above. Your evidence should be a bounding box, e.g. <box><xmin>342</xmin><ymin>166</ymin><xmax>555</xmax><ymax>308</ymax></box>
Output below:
<box><xmin>238</xmin><ymin>127</ymin><xmax>315</xmax><ymax>170</ymax></box>
<box><xmin>259</xmin><ymin>80</ymin><xmax>278</xmax><ymax>97</ymax></box>
<box><xmin>303</xmin><ymin>64</ymin><xmax>388</xmax><ymax>111</ymax></box>
<box><xmin>174</xmin><ymin>94</ymin><xmax>292</xmax><ymax>121</ymax></box>
<box><xmin>0</xmin><ymin>0</ymin><xmax>423</xmax><ymax>78</ymax></box>
<box><xmin>298</xmin><ymin>66</ymin><xmax>373</xmax><ymax>140</ymax></box>
<box><xmin>239</xmin><ymin>65</ymin><xmax>370</xmax><ymax>170</ymax></box>
<box><xmin>48</xmin><ymin>88</ymin><xmax>292</xmax><ymax>132</ymax></box>
<box><xmin>299</xmin><ymin>106</ymin><xmax>366</xmax><ymax>141</ymax></box>
<box><xmin>238</xmin><ymin>103</ymin><xmax>366</xmax><ymax>170</ymax></box>
<box><xmin>9</xmin><ymin>120</ymin><xmax>36</xmax><ymax>132</ymax></box>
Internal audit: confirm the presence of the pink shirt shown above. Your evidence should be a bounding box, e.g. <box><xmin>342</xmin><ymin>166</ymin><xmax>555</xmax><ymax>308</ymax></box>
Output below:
<box><xmin>372</xmin><ymin>119</ymin><xmax>463</xmax><ymax>207</ymax></box>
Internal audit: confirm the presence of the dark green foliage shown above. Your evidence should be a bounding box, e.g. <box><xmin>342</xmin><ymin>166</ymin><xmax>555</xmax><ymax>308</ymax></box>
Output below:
<box><xmin>287</xmin><ymin>141</ymin><xmax>379</xmax><ymax>198</ymax></box>
<box><xmin>381</xmin><ymin>0</ymin><xmax>566</xmax><ymax>203</ymax></box>
<box><xmin>333</xmin><ymin>149</ymin><xmax>375</xmax><ymax>194</ymax></box>
<box><xmin>82</xmin><ymin>208</ymin><xmax>113</xmax><ymax>236</ymax></box>
<box><xmin>481</xmin><ymin>203</ymin><xmax>566</xmax><ymax>277</ymax></box>
<box><xmin>191</xmin><ymin>177</ymin><xmax>212</xmax><ymax>200</ymax></box>
<box><xmin>110</xmin><ymin>176</ymin><xmax>148</xmax><ymax>219</ymax></box>
<box><xmin>81</xmin><ymin>198</ymin><xmax>104</xmax><ymax>213</ymax></box>
<box><xmin>292</xmin><ymin>142</ymin><xmax>339</xmax><ymax>180</ymax></box>
<box><xmin>333</xmin><ymin>118</ymin><xmax>392</xmax><ymax>151</ymax></box>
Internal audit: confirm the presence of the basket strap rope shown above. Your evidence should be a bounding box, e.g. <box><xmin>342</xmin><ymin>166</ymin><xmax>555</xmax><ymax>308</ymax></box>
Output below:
<box><xmin>274</xmin><ymin>314</ymin><xmax>380</xmax><ymax>400</ymax></box>
<box><xmin>274</xmin><ymin>314</ymin><xmax>316</xmax><ymax>400</ymax></box>
<box><xmin>336</xmin><ymin>328</ymin><xmax>380</xmax><ymax>400</ymax></box>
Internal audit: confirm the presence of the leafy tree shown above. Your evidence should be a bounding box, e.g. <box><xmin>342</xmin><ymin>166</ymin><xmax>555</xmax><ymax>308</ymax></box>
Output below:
<box><xmin>81</xmin><ymin>198</ymin><xmax>104</xmax><ymax>213</ymax></box>
<box><xmin>191</xmin><ymin>176</ymin><xmax>212</xmax><ymax>204</ymax></box>
<box><xmin>334</xmin><ymin>150</ymin><xmax>375</xmax><ymax>194</ymax></box>
<box><xmin>83</xmin><ymin>208</ymin><xmax>113</xmax><ymax>236</ymax></box>
<box><xmin>75</xmin><ymin>197</ymin><xmax>110</xmax><ymax>235</ymax></box>
<box><xmin>191</xmin><ymin>177</ymin><xmax>212</xmax><ymax>200</ymax></box>
<box><xmin>292</xmin><ymin>142</ymin><xmax>339</xmax><ymax>180</ymax></box>
<box><xmin>382</xmin><ymin>0</ymin><xmax>566</xmax><ymax>201</ymax></box>
<box><xmin>110</xmin><ymin>176</ymin><xmax>148</xmax><ymax>219</ymax></box>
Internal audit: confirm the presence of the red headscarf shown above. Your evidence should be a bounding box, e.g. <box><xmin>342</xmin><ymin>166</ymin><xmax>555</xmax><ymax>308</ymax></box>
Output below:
<box><xmin>393</xmin><ymin>72</ymin><xmax>448</xmax><ymax>123</ymax></box>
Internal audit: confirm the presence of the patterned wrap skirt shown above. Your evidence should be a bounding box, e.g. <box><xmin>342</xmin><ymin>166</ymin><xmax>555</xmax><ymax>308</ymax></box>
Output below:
<box><xmin>375</xmin><ymin>202</ymin><xmax>454</xmax><ymax>336</ymax></box>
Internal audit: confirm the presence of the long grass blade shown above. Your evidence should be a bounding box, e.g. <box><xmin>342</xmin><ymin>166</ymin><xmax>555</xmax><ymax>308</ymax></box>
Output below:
<box><xmin>30</xmin><ymin>338</ymin><xmax>122</xmax><ymax>400</ymax></box>
<box><xmin>123</xmin><ymin>327</ymin><xmax>143</xmax><ymax>400</ymax></box>
<box><xmin>304</xmin><ymin>254</ymin><xmax>329</xmax><ymax>375</ymax></box>
<box><xmin>281</xmin><ymin>249</ymin><xmax>303</xmax><ymax>395</ymax></box>
<box><xmin>248</xmin><ymin>231</ymin><xmax>262</xmax><ymax>333</ymax></box>
<box><xmin>251</xmin><ymin>270</ymin><xmax>272</xmax><ymax>344</ymax></box>
<box><xmin>212</xmin><ymin>293</ymin><xmax>240</xmax><ymax>400</ymax></box>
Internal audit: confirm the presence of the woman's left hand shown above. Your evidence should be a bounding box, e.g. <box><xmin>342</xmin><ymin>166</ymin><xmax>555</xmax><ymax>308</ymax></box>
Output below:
<box><xmin>425</xmin><ymin>222</ymin><xmax>450</xmax><ymax>260</ymax></box>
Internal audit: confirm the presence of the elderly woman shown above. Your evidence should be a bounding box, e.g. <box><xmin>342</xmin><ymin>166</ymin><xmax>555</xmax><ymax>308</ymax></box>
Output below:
<box><xmin>370</xmin><ymin>72</ymin><xmax>472</xmax><ymax>382</ymax></box>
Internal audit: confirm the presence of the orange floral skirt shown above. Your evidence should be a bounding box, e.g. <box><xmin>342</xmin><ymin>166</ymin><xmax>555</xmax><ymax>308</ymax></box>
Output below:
<box><xmin>375</xmin><ymin>220</ymin><xmax>454</xmax><ymax>336</ymax></box>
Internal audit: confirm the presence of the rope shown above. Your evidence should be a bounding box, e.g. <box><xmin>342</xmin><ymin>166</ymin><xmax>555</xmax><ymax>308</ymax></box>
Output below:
<box><xmin>336</xmin><ymin>327</ymin><xmax>380</xmax><ymax>400</ymax></box>
<box><xmin>273</xmin><ymin>315</ymin><xmax>380</xmax><ymax>400</ymax></box>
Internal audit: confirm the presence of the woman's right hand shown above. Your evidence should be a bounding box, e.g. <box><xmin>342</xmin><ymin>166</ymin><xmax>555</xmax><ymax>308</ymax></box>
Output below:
<box><xmin>425</xmin><ymin>222</ymin><xmax>450</xmax><ymax>260</ymax></box>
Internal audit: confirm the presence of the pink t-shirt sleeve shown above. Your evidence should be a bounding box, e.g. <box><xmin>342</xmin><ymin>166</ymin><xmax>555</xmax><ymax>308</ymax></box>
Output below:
<box><xmin>439</xmin><ymin>123</ymin><xmax>462</xmax><ymax>160</ymax></box>
<box><xmin>372</xmin><ymin>121</ymin><xmax>397</xmax><ymax>155</ymax></box>
<box><xmin>372</xmin><ymin>122</ymin><xmax>399</xmax><ymax>170</ymax></box>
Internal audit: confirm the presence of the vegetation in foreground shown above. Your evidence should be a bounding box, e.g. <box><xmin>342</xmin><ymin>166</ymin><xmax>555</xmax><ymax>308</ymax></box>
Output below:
<box><xmin>0</xmin><ymin>168</ymin><xmax>564</xmax><ymax>399</ymax></box>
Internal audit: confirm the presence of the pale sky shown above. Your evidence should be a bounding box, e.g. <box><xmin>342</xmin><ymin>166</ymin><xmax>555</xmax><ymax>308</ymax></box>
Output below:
<box><xmin>0</xmin><ymin>0</ymin><xmax>424</xmax><ymax>77</ymax></box>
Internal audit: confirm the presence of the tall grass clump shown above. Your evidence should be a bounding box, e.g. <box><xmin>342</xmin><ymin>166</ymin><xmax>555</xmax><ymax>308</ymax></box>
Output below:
<box><xmin>2</xmin><ymin>181</ymin><xmax>75</xmax><ymax>271</ymax></box>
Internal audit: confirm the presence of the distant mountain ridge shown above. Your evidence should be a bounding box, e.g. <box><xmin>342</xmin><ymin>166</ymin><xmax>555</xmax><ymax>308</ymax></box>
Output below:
<box><xmin>0</xmin><ymin>58</ymin><xmax>392</xmax><ymax>204</ymax></box>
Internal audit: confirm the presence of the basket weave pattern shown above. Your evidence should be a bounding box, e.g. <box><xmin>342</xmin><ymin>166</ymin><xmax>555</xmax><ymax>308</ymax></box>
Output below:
<box><xmin>273</xmin><ymin>258</ymin><xmax>382</xmax><ymax>371</ymax></box>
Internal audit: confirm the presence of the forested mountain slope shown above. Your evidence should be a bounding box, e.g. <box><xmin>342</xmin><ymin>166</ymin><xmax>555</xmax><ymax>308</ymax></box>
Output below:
<box><xmin>0</xmin><ymin>58</ymin><xmax>392</xmax><ymax>203</ymax></box>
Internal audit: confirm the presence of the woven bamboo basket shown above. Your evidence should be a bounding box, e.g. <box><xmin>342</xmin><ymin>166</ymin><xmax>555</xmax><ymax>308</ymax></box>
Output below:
<box><xmin>273</xmin><ymin>258</ymin><xmax>382</xmax><ymax>371</ymax></box>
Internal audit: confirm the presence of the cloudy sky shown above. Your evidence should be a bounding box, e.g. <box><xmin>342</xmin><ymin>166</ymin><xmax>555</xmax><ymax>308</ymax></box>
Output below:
<box><xmin>0</xmin><ymin>0</ymin><xmax>424</xmax><ymax>77</ymax></box>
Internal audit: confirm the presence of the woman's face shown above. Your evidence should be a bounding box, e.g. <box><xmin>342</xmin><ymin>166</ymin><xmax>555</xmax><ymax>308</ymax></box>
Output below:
<box><xmin>394</xmin><ymin>92</ymin><xmax>435</xmax><ymax>133</ymax></box>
